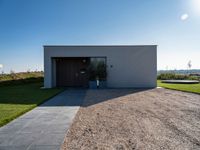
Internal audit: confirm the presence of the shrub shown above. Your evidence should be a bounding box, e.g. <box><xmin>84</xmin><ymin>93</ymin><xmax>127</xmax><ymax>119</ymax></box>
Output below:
<box><xmin>187</xmin><ymin>76</ymin><xmax>199</xmax><ymax>81</ymax></box>
<box><xmin>157</xmin><ymin>73</ymin><xmax>199</xmax><ymax>80</ymax></box>
<box><xmin>88</xmin><ymin>61</ymin><xmax>107</xmax><ymax>81</ymax></box>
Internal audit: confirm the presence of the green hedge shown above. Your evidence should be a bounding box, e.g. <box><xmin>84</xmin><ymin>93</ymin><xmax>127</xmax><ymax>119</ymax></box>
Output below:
<box><xmin>0</xmin><ymin>77</ymin><xmax>43</xmax><ymax>86</ymax></box>
<box><xmin>157</xmin><ymin>73</ymin><xmax>199</xmax><ymax>80</ymax></box>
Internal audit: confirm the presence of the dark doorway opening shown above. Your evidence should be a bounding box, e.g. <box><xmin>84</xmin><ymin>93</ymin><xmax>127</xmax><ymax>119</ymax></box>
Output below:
<box><xmin>55</xmin><ymin>57</ymin><xmax>90</xmax><ymax>87</ymax></box>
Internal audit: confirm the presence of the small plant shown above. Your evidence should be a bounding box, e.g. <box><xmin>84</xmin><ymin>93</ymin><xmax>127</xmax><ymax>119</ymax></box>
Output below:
<box><xmin>88</xmin><ymin>60</ymin><xmax>107</xmax><ymax>81</ymax></box>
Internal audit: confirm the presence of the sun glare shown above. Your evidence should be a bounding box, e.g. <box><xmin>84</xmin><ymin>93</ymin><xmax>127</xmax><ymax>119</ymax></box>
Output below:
<box><xmin>191</xmin><ymin>0</ymin><xmax>200</xmax><ymax>15</ymax></box>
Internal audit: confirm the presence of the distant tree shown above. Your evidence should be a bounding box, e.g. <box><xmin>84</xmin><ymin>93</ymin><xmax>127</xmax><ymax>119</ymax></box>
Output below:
<box><xmin>27</xmin><ymin>69</ymin><xmax>31</xmax><ymax>73</ymax></box>
<box><xmin>10</xmin><ymin>70</ymin><xmax>17</xmax><ymax>80</ymax></box>
<box><xmin>187</xmin><ymin>60</ymin><xmax>192</xmax><ymax>69</ymax></box>
<box><xmin>10</xmin><ymin>70</ymin><xmax>15</xmax><ymax>74</ymax></box>
<box><xmin>187</xmin><ymin>60</ymin><xmax>192</xmax><ymax>74</ymax></box>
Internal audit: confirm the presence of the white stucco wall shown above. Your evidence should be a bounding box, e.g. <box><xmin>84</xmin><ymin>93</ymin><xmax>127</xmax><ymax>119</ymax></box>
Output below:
<box><xmin>44</xmin><ymin>45</ymin><xmax>157</xmax><ymax>88</ymax></box>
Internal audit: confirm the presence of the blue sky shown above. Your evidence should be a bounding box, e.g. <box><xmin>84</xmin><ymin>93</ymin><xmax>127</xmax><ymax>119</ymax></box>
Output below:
<box><xmin>0</xmin><ymin>0</ymin><xmax>200</xmax><ymax>73</ymax></box>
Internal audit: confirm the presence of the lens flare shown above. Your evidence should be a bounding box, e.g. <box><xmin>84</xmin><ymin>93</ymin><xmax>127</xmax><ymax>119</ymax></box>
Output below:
<box><xmin>181</xmin><ymin>14</ymin><xmax>189</xmax><ymax>21</ymax></box>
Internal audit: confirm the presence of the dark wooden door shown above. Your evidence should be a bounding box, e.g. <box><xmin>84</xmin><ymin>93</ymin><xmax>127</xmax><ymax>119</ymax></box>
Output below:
<box><xmin>56</xmin><ymin>58</ymin><xmax>89</xmax><ymax>87</ymax></box>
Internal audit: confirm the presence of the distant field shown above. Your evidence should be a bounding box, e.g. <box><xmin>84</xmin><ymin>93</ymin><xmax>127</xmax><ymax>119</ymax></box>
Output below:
<box><xmin>0</xmin><ymin>71</ymin><xmax>43</xmax><ymax>81</ymax></box>
<box><xmin>0</xmin><ymin>72</ymin><xmax>63</xmax><ymax>127</ymax></box>
<box><xmin>0</xmin><ymin>72</ymin><xmax>44</xmax><ymax>86</ymax></box>
<box><xmin>157</xmin><ymin>80</ymin><xmax>200</xmax><ymax>94</ymax></box>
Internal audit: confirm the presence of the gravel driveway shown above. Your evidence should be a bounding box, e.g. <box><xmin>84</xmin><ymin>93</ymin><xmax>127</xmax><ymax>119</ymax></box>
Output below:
<box><xmin>61</xmin><ymin>88</ymin><xmax>200</xmax><ymax>150</ymax></box>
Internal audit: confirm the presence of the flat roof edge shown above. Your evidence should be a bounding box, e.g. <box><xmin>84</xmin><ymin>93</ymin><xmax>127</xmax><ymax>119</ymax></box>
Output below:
<box><xmin>43</xmin><ymin>45</ymin><xmax>157</xmax><ymax>47</ymax></box>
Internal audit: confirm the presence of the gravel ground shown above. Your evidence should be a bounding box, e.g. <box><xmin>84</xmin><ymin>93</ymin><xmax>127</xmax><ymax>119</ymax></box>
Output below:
<box><xmin>61</xmin><ymin>88</ymin><xmax>200</xmax><ymax>150</ymax></box>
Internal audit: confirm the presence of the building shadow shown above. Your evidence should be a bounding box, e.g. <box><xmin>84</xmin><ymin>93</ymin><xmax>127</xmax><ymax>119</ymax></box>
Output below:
<box><xmin>39</xmin><ymin>89</ymin><xmax>86</xmax><ymax>107</ymax></box>
<box><xmin>39</xmin><ymin>88</ymin><xmax>152</xmax><ymax>107</ymax></box>
<box><xmin>0</xmin><ymin>79</ymin><xmax>153</xmax><ymax>107</ymax></box>
<box><xmin>81</xmin><ymin>88</ymin><xmax>152</xmax><ymax>107</ymax></box>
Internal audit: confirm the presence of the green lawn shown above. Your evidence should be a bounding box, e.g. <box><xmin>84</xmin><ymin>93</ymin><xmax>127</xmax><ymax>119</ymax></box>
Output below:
<box><xmin>157</xmin><ymin>80</ymin><xmax>200</xmax><ymax>94</ymax></box>
<box><xmin>0</xmin><ymin>82</ymin><xmax>63</xmax><ymax>127</ymax></box>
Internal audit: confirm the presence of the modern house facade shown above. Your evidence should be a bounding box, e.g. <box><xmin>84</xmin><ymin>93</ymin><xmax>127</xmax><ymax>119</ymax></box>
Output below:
<box><xmin>44</xmin><ymin>45</ymin><xmax>157</xmax><ymax>88</ymax></box>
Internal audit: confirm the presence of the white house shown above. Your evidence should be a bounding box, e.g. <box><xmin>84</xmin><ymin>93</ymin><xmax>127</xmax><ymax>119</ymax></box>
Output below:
<box><xmin>44</xmin><ymin>45</ymin><xmax>157</xmax><ymax>88</ymax></box>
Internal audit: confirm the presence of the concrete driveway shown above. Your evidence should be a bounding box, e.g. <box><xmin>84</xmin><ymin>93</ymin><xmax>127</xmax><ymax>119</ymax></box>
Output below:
<box><xmin>0</xmin><ymin>89</ymin><xmax>85</xmax><ymax>150</ymax></box>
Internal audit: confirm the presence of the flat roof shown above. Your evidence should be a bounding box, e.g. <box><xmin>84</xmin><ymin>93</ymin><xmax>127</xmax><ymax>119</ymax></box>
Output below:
<box><xmin>44</xmin><ymin>45</ymin><xmax>157</xmax><ymax>47</ymax></box>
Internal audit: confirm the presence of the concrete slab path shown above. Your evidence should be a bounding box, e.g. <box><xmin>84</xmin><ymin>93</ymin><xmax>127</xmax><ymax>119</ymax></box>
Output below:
<box><xmin>0</xmin><ymin>89</ymin><xmax>85</xmax><ymax>150</ymax></box>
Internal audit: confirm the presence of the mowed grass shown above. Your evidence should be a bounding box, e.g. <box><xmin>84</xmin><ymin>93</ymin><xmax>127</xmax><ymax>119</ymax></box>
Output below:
<box><xmin>0</xmin><ymin>82</ymin><xmax>63</xmax><ymax>127</ymax></box>
<box><xmin>157</xmin><ymin>80</ymin><xmax>200</xmax><ymax>94</ymax></box>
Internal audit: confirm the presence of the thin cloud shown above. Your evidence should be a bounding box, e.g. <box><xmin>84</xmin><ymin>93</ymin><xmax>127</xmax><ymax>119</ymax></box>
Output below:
<box><xmin>0</xmin><ymin>64</ymin><xmax>3</xmax><ymax>68</ymax></box>
<box><xmin>181</xmin><ymin>13</ymin><xmax>189</xmax><ymax>21</ymax></box>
